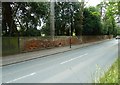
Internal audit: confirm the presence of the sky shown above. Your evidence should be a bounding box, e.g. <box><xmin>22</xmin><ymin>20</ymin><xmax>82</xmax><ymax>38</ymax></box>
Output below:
<box><xmin>78</xmin><ymin>0</ymin><xmax>101</xmax><ymax>6</ymax></box>
<box><xmin>84</xmin><ymin>0</ymin><xmax>101</xmax><ymax>7</ymax></box>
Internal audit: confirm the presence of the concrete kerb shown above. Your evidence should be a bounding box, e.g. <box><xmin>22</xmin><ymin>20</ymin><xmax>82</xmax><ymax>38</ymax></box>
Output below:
<box><xmin>1</xmin><ymin>39</ymin><xmax>112</xmax><ymax>67</ymax></box>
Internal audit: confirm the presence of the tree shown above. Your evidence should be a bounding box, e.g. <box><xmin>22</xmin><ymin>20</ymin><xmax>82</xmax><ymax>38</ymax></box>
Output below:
<box><xmin>96</xmin><ymin>1</ymin><xmax>120</xmax><ymax>36</ymax></box>
<box><xmin>2</xmin><ymin>2</ymin><xmax>49</xmax><ymax>37</ymax></box>
<box><xmin>50</xmin><ymin>0</ymin><xmax>55</xmax><ymax>40</ymax></box>
<box><xmin>82</xmin><ymin>7</ymin><xmax>102</xmax><ymax>35</ymax></box>
<box><xmin>54</xmin><ymin>1</ymin><xmax>83</xmax><ymax>36</ymax></box>
<box><xmin>102</xmin><ymin>2</ymin><xmax>118</xmax><ymax>35</ymax></box>
<box><xmin>2</xmin><ymin>2</ymin><xmax>18</xmax><ymax>36</ymax></box>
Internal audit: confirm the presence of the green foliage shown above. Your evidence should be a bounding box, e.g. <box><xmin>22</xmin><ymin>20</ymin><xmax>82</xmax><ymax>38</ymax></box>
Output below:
<box><xmin>118</xmin><ymin>1</ymin><xmax>120</xmax><ymax>15</ymax></box>
<box><xmin>116</xmin><ymin>26</ymin><xmax>120</xmax><ymax>35</ymax></box>
<box><xmin>41</xmin><ymin>21</ymin><xmax>50</xmax><ymax>36</ymax></box>
<box><xmin>102</xmin><ymin>2</ymin><xmax>119</xmax><ymax>36</ymax></box>
<box><xmin>2</xmin><ymin>2</ymin><xmax>84</xmax><ymax>37</ymax></box>
<box><xmin>83</xmin><ymin>7</ymin><xmax>102</xmax><ymax>35</ymax></box>
<box><xmin>18</xmin><ymin>2</ymin><xmax>49</xmax><ymax>36</ymax></box>
<box><xmin>2</xmin><ymin>2</ymin><xmax>50</xmax><ymax>37</ymax></box>
<box><xmin>2</xmin><ymin>1</ymin><xmax>119</xmax><ymax>37</ymax></box>
<box><xmin>96</xmin><ymin>1</ymin><xmax>120</xmax><ymax>36</ymax></box>
<box><xmin>54</xmin><ymin>2</ymin><xmax>82</xmax><ymax>36</ymax></box>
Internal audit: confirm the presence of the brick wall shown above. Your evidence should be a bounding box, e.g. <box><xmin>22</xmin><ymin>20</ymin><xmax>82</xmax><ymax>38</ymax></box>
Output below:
<box><xmin>20</xmin><ymin>35</ymin><xmax>113</xmax><ymax>52</ymax></box>
<box><xmin>2</xmin><ymin>35</ymin><xmax>113</xmax><ymax>56</ymax></box>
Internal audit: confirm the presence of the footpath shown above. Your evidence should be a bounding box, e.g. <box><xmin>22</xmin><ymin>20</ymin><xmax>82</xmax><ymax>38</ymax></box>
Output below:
<box><xmin>1</xmin><ymin>39</ymin><xmax>112</xmax><ymax>66</ymax></box>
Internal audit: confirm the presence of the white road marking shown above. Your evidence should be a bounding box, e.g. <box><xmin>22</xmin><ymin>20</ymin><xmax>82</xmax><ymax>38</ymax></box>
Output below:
<box><xmin>60</xmin><ymin>53</ymin><xmax>88</xmax><ymax>64</ymax></box>
<box><xmin>6</xmin><ymin>72</ymin><xmax>36</xmax><ymax>83</ymax></box>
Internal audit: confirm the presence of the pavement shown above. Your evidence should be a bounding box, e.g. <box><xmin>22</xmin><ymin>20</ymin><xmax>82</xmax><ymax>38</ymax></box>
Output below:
<box><xmin>1</xmin><ymin>39</ymin><xmax>111</xmax><ymax>66</ymax></box>
<box><xmin>1</xmin><ymin>38</ymin><xmax>119</xmax><ymax>83</ymax></box>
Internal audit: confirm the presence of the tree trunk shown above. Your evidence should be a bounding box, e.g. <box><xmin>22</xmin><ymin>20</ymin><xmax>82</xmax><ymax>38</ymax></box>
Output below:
<box><xmin>79</xmin><ymin>0</ymin><xmax>84</xmax><ymax>42</ymax></box>
<box><xmin>2</xmin><ymin>2</ymin><xmax>18</xmax><ymax>36</ymax></box>
<box><xmin>50</xmin><ymin>0</ymin><xmax>55</xmax><ymax>40</ymax></box>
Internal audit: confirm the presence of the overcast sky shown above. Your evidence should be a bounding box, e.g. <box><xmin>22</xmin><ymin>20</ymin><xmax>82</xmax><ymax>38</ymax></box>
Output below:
<box><xmin>87</xmin><ymin>0</ymin><xmax>101</xmax><ymax>6</ymax></box>
<box><xmin>84</xmin><ymin>0</ymin><xmax>101</xmax><ymax>7</ymax></box>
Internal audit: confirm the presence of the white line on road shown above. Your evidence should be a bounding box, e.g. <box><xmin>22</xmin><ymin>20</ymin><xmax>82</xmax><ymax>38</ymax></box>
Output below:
<box><xmin>6</xmin><ymin>72</ymin><xmax>36</xmax><ymax>83</ymax></box>
<box><xmin>60</xmin><ymin>53</ymin><xmax>88</xmax><ymax>64</ymax></box>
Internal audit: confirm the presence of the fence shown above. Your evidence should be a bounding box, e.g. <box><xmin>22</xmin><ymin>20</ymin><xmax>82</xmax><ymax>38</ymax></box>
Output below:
<box><xmin>2</xmin><ymin>37</ymin><xmax>19</xmax><ymax>56</ymax></box>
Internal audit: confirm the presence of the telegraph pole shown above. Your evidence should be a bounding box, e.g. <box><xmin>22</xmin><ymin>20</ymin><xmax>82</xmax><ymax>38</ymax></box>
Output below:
<box><xmin>69</xmin><ymin>1</ymin><xmax>72</xmax><ymax>48</ymax></box>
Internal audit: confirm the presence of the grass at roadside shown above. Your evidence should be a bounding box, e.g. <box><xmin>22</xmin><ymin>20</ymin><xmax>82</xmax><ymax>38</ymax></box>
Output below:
<box><xmin>97</xmin><ymin>58</ymin><xmax>119</xmax><ymax>83</ymax></box>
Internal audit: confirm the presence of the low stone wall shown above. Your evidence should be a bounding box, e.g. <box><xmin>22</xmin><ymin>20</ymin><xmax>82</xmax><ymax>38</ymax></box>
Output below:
<box><xmin>20</xmin><ymin>35</ymin><xmax>113</xmax><ymax>52</ymax></box>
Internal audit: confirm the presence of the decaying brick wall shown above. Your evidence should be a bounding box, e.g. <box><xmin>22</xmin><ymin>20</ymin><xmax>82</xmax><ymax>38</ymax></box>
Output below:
<box><xmin>2</xmin><ymin>35</ymin><xmax>113</xmax><ymax>56</ymax></box>
<box><xmin>20</xmin><ymin>35</ymin><xmax>113</xmax><ymax>52</ymax></box>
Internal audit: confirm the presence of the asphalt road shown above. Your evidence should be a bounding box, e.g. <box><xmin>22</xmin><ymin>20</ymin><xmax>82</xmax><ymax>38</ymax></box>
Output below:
<box><xmin>1</xmin><ymin>39</ymin><xmax>119</xmax><ymax>83</ymax></box>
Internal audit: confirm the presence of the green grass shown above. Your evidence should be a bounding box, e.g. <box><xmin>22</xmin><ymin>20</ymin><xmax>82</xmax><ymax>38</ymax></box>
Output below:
<box><xmin>97</xmin><ymin>58</ymin><xmax>119</xmax><ymax>83</ymax></box>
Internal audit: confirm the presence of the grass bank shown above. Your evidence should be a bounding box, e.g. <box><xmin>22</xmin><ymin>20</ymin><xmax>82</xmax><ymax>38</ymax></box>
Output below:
<box><xmin>97</xmin><ymin>58</ymin><xmax>119</xmax><ymax>83</ymax></box>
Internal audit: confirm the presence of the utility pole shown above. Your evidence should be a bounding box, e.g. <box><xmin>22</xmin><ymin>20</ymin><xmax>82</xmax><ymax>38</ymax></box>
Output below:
<box><xmin>69</xmin><ymin>0</ymin><xmax>73</xmax><ymax>48</ymax></box>
<box><xmin>0</xmin><ymin>2</ymin><xmax>2</xmax><ymax>58</ymax></box>
<box><xmin>50</xmin><ymin>0</ymin><xmax>55</xmax><ymax>41</ymax></box>
<box><xmin>69</xmin><ymin>2</ymin><xmax>72</xmax><ymax>48</ymax></box>
<box><xmin>0</xmin><ymin>2</ymin><xmax>1</xmax><ymax>36</ymax></box>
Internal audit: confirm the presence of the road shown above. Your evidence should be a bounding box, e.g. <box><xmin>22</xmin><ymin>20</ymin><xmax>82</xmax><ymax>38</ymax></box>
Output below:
<box><xmin>1</xmin><ymin>39</ymin><xmax>119</xmax><ymax>83</ymax></box>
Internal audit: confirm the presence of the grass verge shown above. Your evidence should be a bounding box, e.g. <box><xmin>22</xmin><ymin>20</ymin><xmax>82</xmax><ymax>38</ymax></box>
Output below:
<box><xmin>97</xmin><ymin>58</ymin><xmax>119</xmax><ymax>83</ymax></box>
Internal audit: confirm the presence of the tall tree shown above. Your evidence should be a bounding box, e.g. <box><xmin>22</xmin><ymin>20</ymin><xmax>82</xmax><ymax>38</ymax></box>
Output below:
<box><xmin>54</xmin><ymin>1</ymin><xmax>82</xmax><ymax>36</ymax></box>
<box><xmin>83</xmin><ymin>7</ymin><xmax>102</xmax><ymax>35</ymax></box>
<box><xmin>50</xmin><ymin>0</ymin><xmax>55</xmax><ymax>40</ymax></box>
<box><xmin>2</xmin><ymin>2</ymin><xmax>18</xmax><ymax>36</ymax></box>
<box><xmin>102</xmin><ymin>2</ymin><xmax>118</xmax><ymax>35</ymax></box>
<box><xmin>2</xmin><ymin>2</ymin><xmax>49</xmax><ymax>36</ymax></box>
<box><xmin>78</xmin><ymin>0</ymin><xmax>84</xmax><ymax>40</ymax></box>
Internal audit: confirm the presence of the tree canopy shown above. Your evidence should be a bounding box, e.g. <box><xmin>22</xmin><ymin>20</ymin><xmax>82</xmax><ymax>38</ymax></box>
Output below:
<box><xmin>2</xmin><ymin>1</ymin><xmax>120</xmax><ymax>37</ymax></box>
<box><xmin>83</xmin><ymin>7</ymin><xmax>102</xmax><ymax>35</ymax></box>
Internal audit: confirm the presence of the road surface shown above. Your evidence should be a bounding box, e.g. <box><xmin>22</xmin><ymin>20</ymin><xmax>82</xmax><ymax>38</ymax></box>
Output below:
<box><xmin>1</xmin><ymin>39</ymin><xmax>119</xmax><ymax>83</ymax></box>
